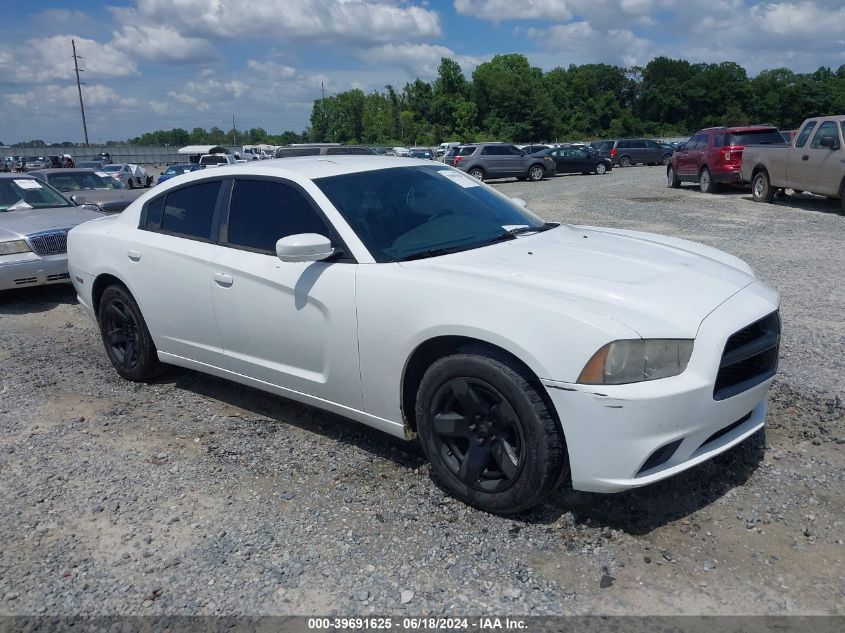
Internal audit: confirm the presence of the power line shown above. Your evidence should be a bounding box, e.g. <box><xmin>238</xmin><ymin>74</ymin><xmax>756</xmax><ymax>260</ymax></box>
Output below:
<box><xmin>72</xmin><ymin>39</ymin><xmax>89</xmax><ymax>146</ymax></box>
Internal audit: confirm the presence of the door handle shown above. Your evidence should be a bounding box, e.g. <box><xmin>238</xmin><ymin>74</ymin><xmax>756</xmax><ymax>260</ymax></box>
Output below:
<box><xmin>127</xmin><ymin>250</ymin><xmax>141</xmax><ymax>261</ymax></box>
<box><xmin>213</xmin><ymin>272</ymin><xmax>233</xmax><ymax>287</ymax></box>
<box><xmin>802</xmin><ymin>155</ymin><xmax>809</xmax><ymax>161</ymax></box>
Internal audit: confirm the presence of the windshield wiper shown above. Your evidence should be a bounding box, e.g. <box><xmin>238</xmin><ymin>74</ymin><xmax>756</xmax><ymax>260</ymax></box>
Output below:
<box><xmin>482</xmin><ymin>222</ymin><xmax>558</xmax><ymax>245</ymax></box>
<box><xmin>394</xmin><ymin>247</ymin><xmax>460</xmax><ymax>262</ymax></box>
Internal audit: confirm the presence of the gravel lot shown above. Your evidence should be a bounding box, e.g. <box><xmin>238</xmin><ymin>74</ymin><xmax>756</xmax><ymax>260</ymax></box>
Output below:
<box><xmin>0</xmin><ymin>165</ymin><xmax>843</xmax><ymax>616</ymax></box>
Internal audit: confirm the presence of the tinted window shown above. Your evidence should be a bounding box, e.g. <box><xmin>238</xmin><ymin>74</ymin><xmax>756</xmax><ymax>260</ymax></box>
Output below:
<box><xmin>480</xmin><ymin>146</ymin><xmax>501</xmax><ymax>155</ymax></box>
<box><xmin>503</xmin><ymin>145</ymin><xmax>523</xmax><ymax>155</ymax></box>
<box><xmin>145</xmin><ymin>196</ymin><xmax>165</xmax><ymax>227</ymax></box>
<box><xmin>457</xmin><ymin>146</ymin><xmax>477</xmax><ymax>156</ymax></box>
<box><xmin>617</xmin><ymin>140</ymin><xmax>631</xmax><ymax>149</ymax></box>
<box><xmin>227</xmin><ymin>180</ymin><xmax>329</xmax><ymax>252</ymax></box>
<box><xmin>810</xmin><ymin>121</ymin><xmax>838</xmax><ymax>149</ymax></box>
<box><xmin>713</xmin><ymin>134</ymin><xmax>725</xmax><ymax>148</ymax></box>
<box><xmin>794</xmin><ymin>122</ymin><xmax>817</xmax><ymax>148</ymax></box>
<box><xmin>160</xmin><ymin>180</ymin><xmax>220</xmax><ymax>239</ymax></box>
<box><xmin>632</xmin><ymin>140</ymin><xmax>647</xmax><ymax>149</ymax></box>
<box><xmin>725</xmin><ymin>129</ymin><xmax>784</xmax><ymax>145</ymax></box>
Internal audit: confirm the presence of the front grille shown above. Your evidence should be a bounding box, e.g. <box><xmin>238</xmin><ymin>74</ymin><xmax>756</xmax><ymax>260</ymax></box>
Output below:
<box><xmin>714</xmin><ymin>312</ymin><xmax>780</xmax><ymax>400</ymax></box>
<box><xmin>27</xmin><ymin>230</ymin><xmax>68</xmax><ymax>256</ymax></box>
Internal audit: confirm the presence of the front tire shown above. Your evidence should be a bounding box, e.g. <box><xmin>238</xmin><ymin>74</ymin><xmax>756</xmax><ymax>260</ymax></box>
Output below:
<box><xmin>595</xmin><ymin>162</ymin><xmax>607</xmax><ymax>175</ymax></box>
<box><xmin>527</xmin><ymin>164</ymin><xmax>545</xmax><ymax>182</ymax></box>
<box><xmin>127</xmin><ymin>179</ymin><xmax>133</xmax><ymax>189</ymax></box>
<box><xmin>98</xmin><ymin>285</ymin><xmax>159</xmax><ymax>382</ymax></box>
<box><xmin>751</xmin><ymin>170</ymin><xmax>775</xmax><ymax>203</ymax></box>
<box><xmin>662</xmin><ymin>153</ymin><xmax>672</xmax><ymax>165</ymax></box>
<box><xmin>416</xmin><ymin>349</ymin><xmax>566</xmax><ymax>514</ymax></box>
<box><xmin>699</xmin><ymin>167</ymin><xmax>718</xmax><ymax>193</ymax></box>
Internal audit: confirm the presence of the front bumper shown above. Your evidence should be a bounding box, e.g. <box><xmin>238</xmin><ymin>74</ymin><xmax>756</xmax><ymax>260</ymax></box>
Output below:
<box><xmin>0</xmin><ymin>253</ymin><xmax>70</xmax><ymax>291</ymax></box>
<box><xmin>544</xmin><ymin>282</ymin><xmax>778</xmax><ymax>493</ymax></box>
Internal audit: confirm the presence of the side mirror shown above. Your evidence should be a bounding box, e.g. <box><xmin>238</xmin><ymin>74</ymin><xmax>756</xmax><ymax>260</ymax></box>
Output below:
<box><xmin>819</xmin><ymin>135</ymin><xmax>838</xmax><ymax>149</ymax></box>
<box><xmin>276</xmin><ymin>233</ymin><xmax>335</xmax><ymax>263</ymax></box>
<box><xmin>511</xmin><ymin>197</ymin><xmax>527</xmax><ymax>208</ymax></box>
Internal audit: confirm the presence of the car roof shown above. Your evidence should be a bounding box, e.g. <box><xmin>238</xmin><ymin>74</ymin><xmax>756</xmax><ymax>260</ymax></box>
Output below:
<box><xmin>699</xmin><ymin>125</ymin><xmax>778</xmax><ymax>133</ymax></box>
<box><xmin>160</xmin><ymin>156</ymin><xmax>438</xmax><ymax>183</ymax></box>
<box><xmin>25</xmin><ymin>168</ymin><xmax>98</xmax><ymax>174</ymax></box>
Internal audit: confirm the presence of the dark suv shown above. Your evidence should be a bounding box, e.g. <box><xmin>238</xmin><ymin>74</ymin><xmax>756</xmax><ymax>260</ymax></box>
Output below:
<box><xmin>667</xmin><ymin>125</ymin><xmax>783</xmax><ymax>193</ymax></box>
<box><xmin>591</xmin><ymin>138</ymin><xmax>673</xmax><ymax>167</ymax></box>
<box><xmin>445</xmin><ymin>143</ymin><xmax>554</xmax><ymax>182</ymax></box>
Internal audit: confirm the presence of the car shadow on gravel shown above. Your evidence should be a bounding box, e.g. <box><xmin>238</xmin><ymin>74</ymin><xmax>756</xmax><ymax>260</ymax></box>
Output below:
<box><xmin>741</xmin><ymin>193</ymin><xmax>844</xmax><ymax>215</ymax></box>
<box><xmin>163</xmin><ymin>369</ymin><xmax>428</xmax><ymax>470</ymax></box>
<box><xmin>0</xmin><ymin>284</ymin><xmax>78</xmax><ymax>314</ymax></box>
<box><xmin>515</xmin><ymin>429</ymin><xmax>766</xmax><ymax>535</ymax></box>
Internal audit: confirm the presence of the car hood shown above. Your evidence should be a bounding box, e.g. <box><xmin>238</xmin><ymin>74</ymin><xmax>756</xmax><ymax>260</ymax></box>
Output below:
<box><xmin>0</xmin><ymin>206</ymin><xmax>105</xmax><ymax>240</ymax></box>
<box><xmin>403</xmin><ymin>225</ymin><xmax>757</xmax><ymax>338</ymax></box>
<box><xmin>71</xmin><ymin>189</ymin><xmax>144</xmax><ymax>205</ymax></box>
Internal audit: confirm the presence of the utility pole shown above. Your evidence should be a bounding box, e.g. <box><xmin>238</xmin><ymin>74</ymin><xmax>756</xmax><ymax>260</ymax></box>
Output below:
<box><xmin>72</xmin><ymin>39</ymin><xmax>89</xmax><ymax>146</ymax></box>
<box><xmin>321</xmin><ymin>81</ymin><xmax>325</xmax><ymax>100</ymax></box>
<box><xmin>232</xmin><ymin>114</ymin><xmax>236</xmax><ymax>145</ymax></box>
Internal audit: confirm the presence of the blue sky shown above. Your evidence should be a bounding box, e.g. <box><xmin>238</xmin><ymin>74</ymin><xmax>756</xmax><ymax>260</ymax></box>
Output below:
<box><xmin>2</xmin><ymin>0</ymin><xmax>844</xmax><ymax>144</ymax></box>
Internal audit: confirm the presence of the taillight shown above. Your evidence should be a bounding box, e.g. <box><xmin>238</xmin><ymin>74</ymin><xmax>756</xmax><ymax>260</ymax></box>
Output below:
<box><xmin>453</xmin><ymin>156</ymin><xmax>464</xmax><ymax>166</ymax></box>
<box><xmin>723</xmin><ymin>145</ymin><xmax>744</xmax><ymax>162</ymax></box>
<box><xmin>610</xmin><ymin>148</ymin><xmax>617</xmax><ymax>156</ymax></box>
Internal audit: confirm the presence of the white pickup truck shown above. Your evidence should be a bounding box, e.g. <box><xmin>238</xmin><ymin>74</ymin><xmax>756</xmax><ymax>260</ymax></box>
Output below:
<box><xmin>199</xmin><ymin>154</ymin><xmax>238</xmax><ymax>167</ymax></box>
<box><xmin>741</xmin><ymin>115</ymin><xmax>845</xmax><ymax>212</ymax></box>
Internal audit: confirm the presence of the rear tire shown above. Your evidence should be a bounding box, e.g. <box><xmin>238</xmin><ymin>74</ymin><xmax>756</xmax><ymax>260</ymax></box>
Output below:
<box><xmin>98</xmin><ymin>285</ymin><xmax>160</xmax><ymax>382</ymax></box>
<box><xmin>127</xmin><ymin>179</ymin><xmax>133</xmax><ymax>189</ymax></box>
<box><xmin>619</xmin><ymin>155</ymin><xmax>631</xmax><ymax>168</ymax></box>
<box><xmin>468</xmin><ymin>167</ymin><xmax>485</xmax><ymax>181</ymax></box>
<box><xmin>595</xmin><ymin>162</ymin><xmax>607</xmax><ymax>175</ymax></box>
<box><xmin>662</xmin><ymin>153</ymin><xmax>672</xmax><ymax>165</ymax></box>
<box><xmin>416</xmin><ymin>348</ymin><xmax>566</xmax><ymax>514</ymax></box>
<box><xmin>667</xmin><ymin>165</ymin><xmax>680</xmax><ymax>188</ymax></box>
<box><xmin>699</xmin><ymin>167</ymin><xmax>718</xmax><ymax>193</ymax></box>
<box><xmin>751</xmin><ymin>170</ymin><xmax>775</xmax><ymax>203</ymax></box>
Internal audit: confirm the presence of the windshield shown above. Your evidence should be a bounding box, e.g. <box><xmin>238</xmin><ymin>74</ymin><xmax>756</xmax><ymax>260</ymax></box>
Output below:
<box><xmin>47</xmin><ymin>171</ymin><xmax>122</xmax><ymax>191</ymax></box>
<box><xmin>0</xmin><ymin>178</ymin><xmax>73</xmax><ymax>212</ymax></box>
<box><xmin>315</xmin><ymin>165</ymin><xmax>548</xmax><ymax>262</ymax></box>
<box><xmin>164</xmin><ymin>165</ymin><xmax>193</xmax><ymax>175</ymax></box>
<box><xmin>726</xmin><ymin>130</ymin><xmax>785</xmax><ymax>145</ymax></box>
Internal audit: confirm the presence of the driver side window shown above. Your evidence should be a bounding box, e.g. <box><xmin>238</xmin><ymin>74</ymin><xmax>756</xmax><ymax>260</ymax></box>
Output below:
<box><xmin>225</xmin><ymin>179</ymin><xmax>331</xmax><ymax>254</ymax></box>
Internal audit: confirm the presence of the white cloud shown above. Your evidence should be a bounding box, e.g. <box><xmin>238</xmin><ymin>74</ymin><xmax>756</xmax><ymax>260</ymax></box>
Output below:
<box><xmin>453</xmin><ymin>0</ymin><xmax>573</xmax><ymax>21</ymax></box>
<box><xmin>360</xmin><ymin>44</ymin><xmax>481</xmax><ymax>78</ymax></box>
<box><xmin>111</xmin><ymin>24</ymin><xmax>218</xmax><ymax>63</ymax></box>
<box><xmin>526</xmin><ymin>21</ymin><xmax>655</xmax><ymax>67</ymax></box>
<box><xmin>0</xmin><ymin>34</ymin><xmax>136</xmax><ymax>84</ymax></box>
<box><xmin>116</xmin><ymin>0</ymin><xmax>441</xmax><ymax>45</ymax></box>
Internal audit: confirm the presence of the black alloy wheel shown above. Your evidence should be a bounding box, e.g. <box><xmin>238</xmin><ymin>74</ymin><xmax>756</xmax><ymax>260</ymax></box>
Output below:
<box><xmin>429</xmin><ymin>377</ymin><xmax>525</xmax><ymax>493</ymax></box>
<box><xmin>102</xmin><ymin>298</ymin><xmax>140</xmax><ymax>370</ymax></box>
<box><xmin>98</xmin><ymin>285</ymin><xmax>160</xmax><ymax>381</ymax></box>
<box><xmin>416</xmin><ymin>349</ymin><xmax>567</xmax><ymax>514</ymax></box>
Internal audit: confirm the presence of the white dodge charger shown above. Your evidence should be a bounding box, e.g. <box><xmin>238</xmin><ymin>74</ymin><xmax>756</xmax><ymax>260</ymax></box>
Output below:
<box><xmin>67</xmin><ymin>157</ymin><xmax>780</xmax><ymax>513</ymax></box>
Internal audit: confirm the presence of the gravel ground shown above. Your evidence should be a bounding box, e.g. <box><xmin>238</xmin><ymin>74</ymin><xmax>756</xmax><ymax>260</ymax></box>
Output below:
<box><xmin>0</xmin><ymin>165</ymin><xmax>843</xmax><ymax>616</ymax></box>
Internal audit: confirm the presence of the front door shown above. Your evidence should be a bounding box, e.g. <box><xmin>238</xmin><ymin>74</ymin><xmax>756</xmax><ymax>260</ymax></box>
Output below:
<box><xmin>208</xmin><ymin>177</ymin><xmax>362</xmax><ymax>409</ymax></box>
<box><xmin>792</xmin><ymin>121</ymin><xmax>842</xmax><ymax>196</ymax></box>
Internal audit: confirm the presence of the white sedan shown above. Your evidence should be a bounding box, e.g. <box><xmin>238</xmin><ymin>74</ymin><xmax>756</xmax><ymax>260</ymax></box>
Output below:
<box><xmin>67</xmin><ymin>157</ymin><xmax>780</xmax><ymax>513</ymax></box>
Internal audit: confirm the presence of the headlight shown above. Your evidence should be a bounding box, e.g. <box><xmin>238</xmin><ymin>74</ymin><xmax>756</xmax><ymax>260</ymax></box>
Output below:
<box><xmin>577</xmin><ymin>339</ymin><xmax>694</xmax><ymax>385</ymax></box>
<box><xmin>0</xmin><ymin>239</ymin><xmax>31</xmax><ymax>255</ymax></box>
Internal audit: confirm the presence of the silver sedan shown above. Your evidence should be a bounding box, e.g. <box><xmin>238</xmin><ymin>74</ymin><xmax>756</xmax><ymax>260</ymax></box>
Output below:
<box><xmin>0</xmin><ymin>174</ymin><xmax>104</xmax><ymax>291</ymax></box>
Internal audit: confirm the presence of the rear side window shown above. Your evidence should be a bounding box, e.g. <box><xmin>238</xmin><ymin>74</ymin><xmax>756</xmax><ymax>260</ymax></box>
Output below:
<box><xmin>713</xmin><ymin>134</ymin><xmax>725</xmax><ymax>148</ymax></box>
<box><xmin>160</xmin><ymin>180</ymin><xmax>221</xmax><ymax>239</ymax></box>
<box><xmin>632</xmin><ymin>140</ymin><xmax>647</xmax><ymax>148</ymax></box>
<box><xmin>226</xmin><ymin>179</ymin><xmax>330</xmax><ymax>253</ymax></box>
<box><xmin>617</xmin><ymin>140</ymin><xmax>631</xmax><ymax>149</ymax></box>
<box><xmin>458</xmin><ymin>146</ymin><xmax>477</xmax><ymax>156</ymax></box>
<box><xmin>794</xmin><ymin>121</ymin><xmax>816</xmax><ymax>148</ymax></box>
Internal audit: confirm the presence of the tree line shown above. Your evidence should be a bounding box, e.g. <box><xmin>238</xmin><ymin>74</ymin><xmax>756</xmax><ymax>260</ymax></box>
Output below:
<box><xmin>309</xmin><ymin>55</ymin><xmax>845</xmax><ymax>145</ymax></box>
<box><xmin>7</xmin><ymin>55</ymin><xmax>845</xmax><ymax>149</ymax></box>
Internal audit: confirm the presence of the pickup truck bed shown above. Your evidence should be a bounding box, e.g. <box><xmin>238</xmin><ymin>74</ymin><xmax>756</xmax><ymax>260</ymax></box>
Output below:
<box><xmin>741</xmin><ymin>115</ymin><xmax>845</xmax><ymax>212</ymax></box>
